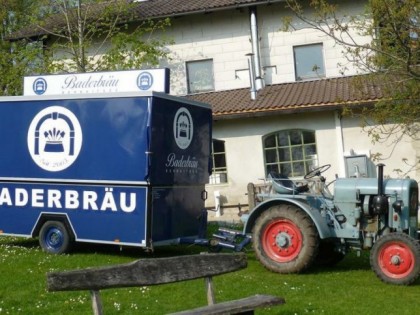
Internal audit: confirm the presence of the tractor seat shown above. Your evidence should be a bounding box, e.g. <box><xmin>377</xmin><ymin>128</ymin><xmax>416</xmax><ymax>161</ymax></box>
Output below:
<box><xmin>268</xmin><ymin>172</ymin><xmax>309</xmax><ymax>195</ymax></box>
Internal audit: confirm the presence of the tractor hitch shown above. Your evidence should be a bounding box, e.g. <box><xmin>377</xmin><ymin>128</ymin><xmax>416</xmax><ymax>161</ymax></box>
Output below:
<box><xmin>210</xmin><ymin>227</ymin><xmax>252</xmax><ymax>252</ymax></box>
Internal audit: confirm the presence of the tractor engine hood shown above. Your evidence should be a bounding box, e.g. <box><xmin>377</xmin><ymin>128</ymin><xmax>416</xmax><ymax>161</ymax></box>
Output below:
<box><xmin>334</xmin><ymin>177</ymin><xmax>418</xmax><ymax>203</ymax></box>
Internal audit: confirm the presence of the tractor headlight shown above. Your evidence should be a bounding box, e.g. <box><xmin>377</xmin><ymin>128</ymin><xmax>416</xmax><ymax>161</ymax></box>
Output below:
<box><xmin>392</xmin><ymin>200</ymin><xmax>403</xmax><ymax>213</ymax></box>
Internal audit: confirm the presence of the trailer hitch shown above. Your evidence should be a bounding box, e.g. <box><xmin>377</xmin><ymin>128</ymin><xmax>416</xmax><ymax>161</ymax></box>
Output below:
<box><xmin>210</xmin><ymin>227</ymin><xmax>252</xmax><ymax>252</ymax></box>
<box><xmin>180</xmin><ymin>228</ymin><xmax>251</xmax><ymax>252</ymax></box>
<box><xmin>179</xmin><ymin>209</ymin><xmax>251</xmax><ymax>252</ymax></box>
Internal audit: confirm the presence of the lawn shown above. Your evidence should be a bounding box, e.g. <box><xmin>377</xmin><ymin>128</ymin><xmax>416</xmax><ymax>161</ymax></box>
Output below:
<box><xmin>0</xmin><ymin>234</ymin><xmax>419</xmax><ymax>315</ymax></box>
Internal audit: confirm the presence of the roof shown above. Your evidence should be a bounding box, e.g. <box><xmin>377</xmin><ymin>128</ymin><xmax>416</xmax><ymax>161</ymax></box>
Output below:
<box><xmin>130</xmin><ymin>0</ymin><xmax>285</xmax><ymax>18</ymax></box>
<box><xmin>185</xmin><ymin>76</ymin><xmax>384</xmax><ymax>119</ymax></box>
<box><xmin>10</xmin><ymin>0</ymin><xmax>284</xmax><ymax>40</ymax></box>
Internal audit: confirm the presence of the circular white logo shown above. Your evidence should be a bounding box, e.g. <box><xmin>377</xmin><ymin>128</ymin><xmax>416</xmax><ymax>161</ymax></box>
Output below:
<box><xmin>137</xmin><ymin>72</ymin><xmax>153</xmax><ymax>90</ymax></box>
<box><xmin>173</xmin><ymin>107</ymin><xmax>193</xmax><ymax>150</ymax></box>
<box><xmin>27</xmin><ymin>106</ymin><xmax>83</xmax><ymax>172</ymax></box>
<box><xmin>33</xmin><ymin>78</ymin><xmax>47</xmax><ymax>95</ymax></box>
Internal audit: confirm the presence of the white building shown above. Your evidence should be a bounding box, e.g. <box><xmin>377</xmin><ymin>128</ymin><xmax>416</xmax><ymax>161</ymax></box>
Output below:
<box><xmin>13</xmin><ymin>0</ymin><xmax>420</xmax><ymax>221</ymax></box>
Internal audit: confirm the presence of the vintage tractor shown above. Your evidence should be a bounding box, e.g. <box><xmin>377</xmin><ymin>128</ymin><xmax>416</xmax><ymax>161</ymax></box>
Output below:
<box><xmin>214</xmin><ymin>163</ymin><xmax>420</xmax><ymax>285</ymax></box>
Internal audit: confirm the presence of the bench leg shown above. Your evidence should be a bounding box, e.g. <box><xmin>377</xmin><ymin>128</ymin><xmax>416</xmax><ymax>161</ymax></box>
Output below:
<box><xmin>90</xmin><ymin>290</ymin><xmax>103</xmax><ymax>315</ymax></box>
<box><xmin>205</xmin><ymin>276</ymin><xmax>215</xmax><ymax>305</ymax></box>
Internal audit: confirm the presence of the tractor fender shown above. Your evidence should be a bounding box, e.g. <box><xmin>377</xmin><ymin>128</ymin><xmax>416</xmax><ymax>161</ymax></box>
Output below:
<box><xmin>243</xmin><ymin>197</ymin><xmax>332</xmax><ymax>239</ymax></box>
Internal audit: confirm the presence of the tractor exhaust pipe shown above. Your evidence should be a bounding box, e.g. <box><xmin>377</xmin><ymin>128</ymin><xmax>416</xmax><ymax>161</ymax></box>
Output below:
<box><xmin>377</xmin><ymin>163</ymin><xmax>385</xmax><ymax>195</ymax></box>
<box><xmin>372</xmin><ymin>163</ymin><xmax>388</xmax><ymax>215</ymax></box>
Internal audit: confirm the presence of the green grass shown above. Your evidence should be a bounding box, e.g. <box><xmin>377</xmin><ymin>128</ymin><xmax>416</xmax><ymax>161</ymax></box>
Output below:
<box><xmin>0</xmin><ymin>234</ymin><xmax>419</xmax><ymax>315</ymax></box>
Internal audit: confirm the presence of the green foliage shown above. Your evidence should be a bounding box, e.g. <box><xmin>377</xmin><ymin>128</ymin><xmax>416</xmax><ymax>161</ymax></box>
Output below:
<box><xmin>284</xmin><ymin>0</ymin><xmax>419</xmax><ymax>142</ymax></box>
<box><xmin>99</xmin><ymin>18</ymin><xmax>173</xmax><ymax>71</ymax></box>
<box><xmin>284</xmin><ymin>0</ymin><xmax>419</xmax><ymax>175</ymax></box>
<box><xmin>0</xmin><ymin>0</ymin><xmax>172</xmax><ymax>94</ymax></box>
<box><xmin>0</xmin><ymin>1</ymin><xmax>45</xmax><ymax>95</ymax></box>
<box><xmin>34</xmin><ymin>0</ymin><xmax>172</xmax><ymax>73</ymax></box>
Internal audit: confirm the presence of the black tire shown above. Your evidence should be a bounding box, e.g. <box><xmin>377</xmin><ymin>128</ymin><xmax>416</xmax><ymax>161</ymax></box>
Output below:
<box><xmin>370</xmin><ymin>233</ymin><xmax>420</xmax><ymax>285</ymax></box>
<box><xmin>315</xmin><ymin>240</ymin><xmax>345</xmax><ymax>267</ymax></box>
<box><xmin>39</xmin><ymin>221</ymin><xmax>72</xmax><ymax>254</ymax></box>
<box><xmin>252</xmin><ymin>204</ymin><xmax>319</xmax><ymax>273</ymax></box>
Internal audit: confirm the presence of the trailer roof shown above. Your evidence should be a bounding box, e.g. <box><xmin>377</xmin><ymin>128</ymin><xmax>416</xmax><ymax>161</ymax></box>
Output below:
<box><xmin>0</xmin><ymin>91</ymin><xmax>211</xmax><ymax>110</ymax></box>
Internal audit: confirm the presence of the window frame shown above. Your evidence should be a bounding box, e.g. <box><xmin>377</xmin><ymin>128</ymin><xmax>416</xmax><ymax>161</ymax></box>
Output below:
<box><xmin>293</xmin><ymin>43</ymin><xmax>326</xmax><ymax>81</ymax></box>
<box><xmin>209</xmin><ymin>139</ymin><xmax>228</xmax><ymax>185</ymax></box>
<box><xmin>263</xmin><ymin>129</ymin><xmax>318</xmax><ymax>178</ymax></box>
<box><xmin>186</xmin><ymin>59</ymin><xmax>215</xmax><ymax>94</ymax></box>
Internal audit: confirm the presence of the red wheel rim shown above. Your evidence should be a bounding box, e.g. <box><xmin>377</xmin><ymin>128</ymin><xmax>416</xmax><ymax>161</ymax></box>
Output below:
<box><xmin>377</xmin><ymin>241</ymin><xmax>415</xmax><ymax>279</ymax></box>
<box><xmin>262</xmin><ymin>218</ymin><xmax>303</xmax><ymax>262</ymax></box>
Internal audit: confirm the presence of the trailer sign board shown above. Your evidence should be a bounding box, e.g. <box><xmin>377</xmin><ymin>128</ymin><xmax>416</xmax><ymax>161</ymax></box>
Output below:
<box><xmin>0</xmin><ymin>91</ymin><xmax>212</xmax><ymax>253</ymax></box>
<box><xmin>23</xmin><ymin>68</ymin><xmax>170</xmax><ymax>96</ymax></box>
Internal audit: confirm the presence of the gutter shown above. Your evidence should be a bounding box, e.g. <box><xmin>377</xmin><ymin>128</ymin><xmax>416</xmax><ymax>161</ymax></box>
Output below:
<box><xmin>210</xmin><ymin>100</ymin><xmax>378</xmax><ymax>121</ymax></box>
<box><xmin>140</xmin><ymin>0</ymin><xmax>286</xmax><ymax>20</ymax></box>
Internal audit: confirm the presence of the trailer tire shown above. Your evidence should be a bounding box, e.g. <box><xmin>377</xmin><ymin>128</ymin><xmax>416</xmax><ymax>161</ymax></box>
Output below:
<box><xmin>253</xmin><ymin>204</ymin><xmax>319</xmax><ymax>273</ymax></box>
<box><xmin>370</xmin><ymin>232</ymin><xmax>420</xmax><ymax>285</ymax></box>
<box><xmin>39</xmin><ymin>221</ymin><xmax>72</xmax><ymax>254</ymax></box>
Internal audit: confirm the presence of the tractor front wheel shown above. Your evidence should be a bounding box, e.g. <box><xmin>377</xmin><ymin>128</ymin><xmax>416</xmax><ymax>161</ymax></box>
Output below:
<box><xmin>370</xmin><ymin>233</ymin><xmax>420</xmax><ymax>285</ymax></box>
<box><xmin>252</xmin><ymin>204</ymin><xmax>319</xmax><ymax>273</ymax></box>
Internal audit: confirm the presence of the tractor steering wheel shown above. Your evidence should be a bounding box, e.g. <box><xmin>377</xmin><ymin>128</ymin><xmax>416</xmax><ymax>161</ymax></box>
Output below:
<box><xmin>304</xmin><ymin>164</ymin><xmax>331</xmax><ymax>179</ymax></box>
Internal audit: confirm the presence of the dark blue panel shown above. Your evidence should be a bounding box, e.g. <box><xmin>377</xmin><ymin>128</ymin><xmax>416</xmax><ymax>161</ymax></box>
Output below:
<box><xmin>151</xmin><ymin>186</ymin><xmax>205</xmax><ymax>241</ymax></box>
<box><xmin>148</xmin><ymin>98</ymin><xmax>212</xmax><ymax>185</ymax></box>
<box><xmin>0</xmin><ymin>182</ymin><xmax>148</xmax><ymax>245</ymax></box>
<box><xmin>0</xmin><ymin>97</ymin><xmax>150</xmax><ymax>182</ymax></box>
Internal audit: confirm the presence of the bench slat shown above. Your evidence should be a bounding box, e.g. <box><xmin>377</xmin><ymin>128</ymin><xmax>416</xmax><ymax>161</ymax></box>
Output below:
<box><xmin>47</xmin><ymin>253</ymin><xmax>247</xmax><ymax>292</ymax></box>
<box><xmin>47</xmin><ymin>253</ymin><xmax>285</xmax><ymax>315</ymax></box>
<box><xmin>168</xmin><ymin>294</ymin><xmax>285</xmax><ymax>315</ymax></box>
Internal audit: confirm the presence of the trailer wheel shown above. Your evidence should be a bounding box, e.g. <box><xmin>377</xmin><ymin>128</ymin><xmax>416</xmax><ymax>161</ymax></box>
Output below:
<box><xmin>39</xmin><ymin>221</ymin><xmax>72</xmax><ymax>254</ymax></box>
<box><xmin>253</xmin><ymin>204</ymin><xmax>319</xmax><ymax>273</ymax></box>
<box><xmin>370</xmin><ymin>233</ymin><xmax>420</xmax><ymax>285</ymax></box>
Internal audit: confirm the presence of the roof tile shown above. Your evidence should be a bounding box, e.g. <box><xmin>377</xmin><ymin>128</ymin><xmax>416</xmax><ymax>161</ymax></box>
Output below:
<box><xmin>186</xmin><ymin>76</ymin><xmax>384</xmax><ymax>118</ymax></box>
<box><xmin>9</xmin><ymin>0</ymin><xmax>282</xmax><ymax>39</ymax></box>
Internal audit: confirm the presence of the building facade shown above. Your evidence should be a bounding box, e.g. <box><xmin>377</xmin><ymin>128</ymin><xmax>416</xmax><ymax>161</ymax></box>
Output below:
<box><xmin>12</xmin><ymin>0</ymin><xmax>420</xmax><ymax>221</ymax></box>
<box><xmin>146</xmin><ymin>0</ymin><xmax>417</xmax><ymax>219</ymax></box>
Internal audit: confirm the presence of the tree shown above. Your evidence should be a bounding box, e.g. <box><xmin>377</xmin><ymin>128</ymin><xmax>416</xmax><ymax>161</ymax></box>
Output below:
<box><xmin>30</xmin><ymin>0</ymin><xmax>172</xmax><ymax>73</ymax></box>
<box><xmin>284</xmin><ymin>0</ymin><xmax>419</xmax><ymax>174</ymax></box>
<box><xmin>0</xmin><ymin>1</ymin><xmax>45</xmax><ymax>95</ymax></box>
<box><xmin>2</xmin><ymin>0</ymin><xmax>172</xmax><ymax>94</ymax></box>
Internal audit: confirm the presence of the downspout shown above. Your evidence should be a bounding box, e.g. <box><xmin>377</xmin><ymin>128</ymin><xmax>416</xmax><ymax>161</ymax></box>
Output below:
<box><xmin>334</xmin><ymin>111</ymin><xmax>346</xmax><ymax>177</ymax></box>
<box><xmin>247</xmin><ymin>53</ymin><xmax>257</xmax><ymax>100</ymax></box>
<box><xmin>249</xmin><ymin>6</ymin><xmax>264</xmax><ymax>91</ymax></box>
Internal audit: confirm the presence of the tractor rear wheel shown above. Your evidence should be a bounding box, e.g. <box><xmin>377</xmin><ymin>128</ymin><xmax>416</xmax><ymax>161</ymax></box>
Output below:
<box><xmin>370</xmin><ymin>233</ymin><xmax>420</xmax><ymax>285</ymax></box>
<box><xmin>252</xmin><ymin>204</ymin><xmax>319</xmax><ymax>273</ymax></box>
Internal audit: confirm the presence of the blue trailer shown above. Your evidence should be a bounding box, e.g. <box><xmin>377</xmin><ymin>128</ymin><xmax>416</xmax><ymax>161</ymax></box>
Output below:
<box><xmin>0</xmin><ymin>92</ymin><xmax>212</xmax><ymax>253</ymax></box>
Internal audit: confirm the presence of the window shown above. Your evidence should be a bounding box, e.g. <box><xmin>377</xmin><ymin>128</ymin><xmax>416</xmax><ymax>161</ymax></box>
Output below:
<box><xmin>186</xmin><ymin>59</ymin><xmax>214</xmax><ymax>94</ymax></box>
<box><xmin>209</xmin><ymin>139</ymin><xmax>228</xmax><ymax>184</ymax></box>
<box><xmin>27</xmin><ymin>41</ymin><xmax>45</xmax><ymax>75</ymax></box>
<box><xmin>293</xmin><ymin>44</ymin><xmax>325</xmax><ymax>81</ymax></box>
<box><xmin>263</xmin><ymin>130</ymin><xmax>318</xmax><ymax>177</ymax></box>
<box><xmin>409</xmin><ymin>16</ymin><xmax>419</xmax><ymax>40</ymax></box>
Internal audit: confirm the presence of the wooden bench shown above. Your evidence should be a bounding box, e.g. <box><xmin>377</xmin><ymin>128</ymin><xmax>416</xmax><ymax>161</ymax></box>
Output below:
<box><xmin>46</xmin><ymin>253</ymin><xmax>284</xmax><ymax>315</ymax></box>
